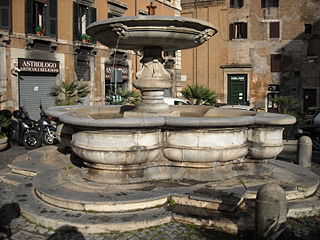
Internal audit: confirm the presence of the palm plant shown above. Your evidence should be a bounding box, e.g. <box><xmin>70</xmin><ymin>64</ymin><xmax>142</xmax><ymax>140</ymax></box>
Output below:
<box><xmin>49</xmin><ymin>81</ymin><xmax>90</xmax><ymax>106</ymax></box>
<box><xmin>272</xmin><ymin>96</ymin><xmax>300</xmax><ymax>116</ymax></box>
<box><xmin>181</xmin><ymin>84</ymin><xmax>217</xmax><ymax>105</ymax></box>
<box><xmin>272</xmin><ymin>96</ymin><xmax>301</xmax><ymax>139</ymax></box>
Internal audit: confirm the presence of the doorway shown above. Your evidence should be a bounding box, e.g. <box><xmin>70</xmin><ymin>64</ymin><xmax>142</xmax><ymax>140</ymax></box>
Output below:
<box><xmin>227</xmin><ymin>74</ymin><xmax>248</xmax><ymax>105</ymax></box>
<box><xmin>303</xmin><ymin>89</ymin><xmax>317</xmax><ymax>113</ymax></box>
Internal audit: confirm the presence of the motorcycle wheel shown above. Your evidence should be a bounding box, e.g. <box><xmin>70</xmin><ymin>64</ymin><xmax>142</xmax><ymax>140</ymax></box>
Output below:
<box><xmin>43</xmin><ymin>131</ymin><xmax>57</xmax><ymax>145</ymax></box>
<box><xmin>23</xmin><ymin>132</ymin><xmax>42</xmax><ymax>149</ymax></box>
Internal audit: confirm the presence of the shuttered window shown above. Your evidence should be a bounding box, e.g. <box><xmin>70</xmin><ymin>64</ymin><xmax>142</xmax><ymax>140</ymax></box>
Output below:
<box><xmin>229</xmin><ymin>22</ymin><xmax>247</xmax><ymax>40</ymax></box>
<box><xmin>0</xmin><ymin>0</ymin><xmax>11</xmax><ymax>30</ymax></box>
<box><xmin>230</xmin><ymin>0</ymin><xmax>244</xmax><ymax>8</ymax></box>
<box><xmin>271</xmin><ymin>54</ymin><xmax>282</xmax><ymax>72</ymax></box>
<box><xmin>269</xmin><ymin>22</ymin><xmax>280</xmax><ymax>38</ymax></box>
<box><xmin>24</xmin><ymin>0</ymin><xmax>57</xmax><ymax>37</ymax></box>
<box><xmin>261</xmin><ymin>0</ymin><xmax>279</xmax><ymax>8</ymax></box>
<box><xmin>73</xmin><ymin>2</ymin><xmax>96</xmax><ymax>42</ymax></box>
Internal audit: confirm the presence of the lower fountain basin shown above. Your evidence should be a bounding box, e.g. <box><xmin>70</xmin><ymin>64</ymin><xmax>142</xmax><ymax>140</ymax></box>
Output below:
<box><xmin>47</xmin><ymin>105</ymin><xmax>295</xmax><ymax>184</ymax></box>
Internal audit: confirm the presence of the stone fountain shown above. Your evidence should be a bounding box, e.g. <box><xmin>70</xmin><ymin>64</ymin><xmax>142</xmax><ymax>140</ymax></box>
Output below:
<box><xmin>2</xmin><ymin>15</ymin><xmax>319</xmax><ymax>234</ymax></box>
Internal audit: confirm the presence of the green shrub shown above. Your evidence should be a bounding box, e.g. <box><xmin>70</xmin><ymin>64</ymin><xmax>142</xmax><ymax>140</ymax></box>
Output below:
<box><xmin>181</xmin><ymin>84</ymin><xmax>217</xmax><ymax>105</ymax></box>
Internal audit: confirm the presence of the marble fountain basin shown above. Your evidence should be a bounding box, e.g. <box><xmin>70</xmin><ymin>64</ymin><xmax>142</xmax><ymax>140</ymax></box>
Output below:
<box><xmin>46</xmin><ymin>105</ymin><xmax>296</xmax><ymax>184</ymax></box>
<box><xmin>86</xmin><ymin>16</ymin><xmax>217</xmax><ymax>50</ymax></box>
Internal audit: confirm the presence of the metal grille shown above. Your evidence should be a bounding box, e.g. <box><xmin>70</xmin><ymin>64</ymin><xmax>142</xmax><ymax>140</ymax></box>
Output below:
<box><xmin>19</xmin><ymin>74</ymin><xmax>56</xmax><ymax>120</ymax></box>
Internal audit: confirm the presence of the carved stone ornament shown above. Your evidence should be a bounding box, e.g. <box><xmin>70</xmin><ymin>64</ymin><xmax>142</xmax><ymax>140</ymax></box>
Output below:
<box><xmin>136</xmin><ymin>59</ymin><xmax>171</xmax><ymax>80</ymax></box>
<box><xmin>195</xmin><ymin>28</ymin><xmax>216</xmax><ymax>44</ymax></box>
<box><xmin>109</xmin><ymin>23</ymin><xmax>128</xmax><ymax>40</ymax></box>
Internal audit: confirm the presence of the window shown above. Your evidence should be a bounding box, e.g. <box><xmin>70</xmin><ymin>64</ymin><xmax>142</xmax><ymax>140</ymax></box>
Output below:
<box><xmin>107</xmin><ymin>0</ymin><xmax>127</xmax><ymax>18</ymax></box>
<box><xmin>305</xmin><ymin>24</ymin><xmax>312</xmax><ymax>34</ymax></box>
<box><xmin>73</xmin><ymin>2</ymin><xmax>96</xmax><ymax>41</ymax></box>
<box><xmin>0</xmin><ymin>0</ymin><xmax>11</xmax><ymax>30</ymax></box>
<box><xmin>261</xmin><ymin>0</ymin><xmax>279</xmax><ymax>8</ymax></box>
<box><xmin>229</xmin><ymin>22</ymin><xmax>247</xmax><ymax>39</ymax></box>
<box><xmin>25</xmin><ymin>0</ymin><xmax>57</xmax><ymax>37</ymax></box>
<box><xmin>269</xmin><ymin>22</ymin><xmax>280</xmax><ymax>38</ymax></box>
<box><xmin>230</xmin><ymin>0</ymin><xmax>244</xmax><ymax>8</ymax></box>
<box><xmin>270</xmin><ymin>54</ymin><xmax>281</xmax><ymax>72</ymax></box>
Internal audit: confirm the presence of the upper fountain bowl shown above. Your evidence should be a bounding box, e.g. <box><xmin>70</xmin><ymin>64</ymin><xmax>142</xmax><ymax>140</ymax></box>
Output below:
<box><xmin>86</xmin><ymin>16</ymin><xmax>217</xmax><ymax>51</ymax></box>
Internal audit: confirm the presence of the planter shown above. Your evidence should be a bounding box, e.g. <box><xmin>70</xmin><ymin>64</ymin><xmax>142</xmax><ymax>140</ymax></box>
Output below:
<box><xmin>0</xmin><ymin>136</ymin><xmax>8</xmax><ymax>151</ymax></box>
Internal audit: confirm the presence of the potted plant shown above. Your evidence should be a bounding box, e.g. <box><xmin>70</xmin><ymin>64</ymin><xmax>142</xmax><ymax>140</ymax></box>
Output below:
<box><xmin>0</xmin><ymin>114</ymin><xmax>9</xmax><ymax>151</ymax></box>
<box><xmin>81</xmin><ymin>34</ymin><xmax>90</xmax><ymax>43</ymax></box>
<box><xmin>34</xmin><ymin>26</ymin><xmax>45</xmax><ymax>36</ymax></box>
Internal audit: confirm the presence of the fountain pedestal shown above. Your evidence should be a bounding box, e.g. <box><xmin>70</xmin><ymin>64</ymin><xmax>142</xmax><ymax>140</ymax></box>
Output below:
<box><xmin>133</xmin><ymin>47</ymin><xmax>172</xmax><ymax>113</ymax></box>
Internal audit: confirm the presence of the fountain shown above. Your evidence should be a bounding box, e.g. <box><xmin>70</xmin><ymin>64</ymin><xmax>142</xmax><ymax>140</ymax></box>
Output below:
<box><xmin>3</xmin><ymin>15</ymin><xmax>320</xmax><ymax>234</ymax></box>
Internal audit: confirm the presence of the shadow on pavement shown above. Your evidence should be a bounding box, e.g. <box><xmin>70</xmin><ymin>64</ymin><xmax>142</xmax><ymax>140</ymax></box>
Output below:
<box><xmin>0</xmin><ymin>202</ymin><xmax>21</xmax><ymax>240</ymax></box>
<box><xmin>47</xmin><ymin>226</ymin><xmax>85</xmax><ymax>240</ymax></box>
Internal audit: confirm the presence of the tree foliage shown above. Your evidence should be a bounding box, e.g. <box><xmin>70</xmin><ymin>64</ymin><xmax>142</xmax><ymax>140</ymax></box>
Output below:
<box><xmin>181</xmin><ymin>84</ymin><xmax>217</xmax><ymax>105</ymax></box>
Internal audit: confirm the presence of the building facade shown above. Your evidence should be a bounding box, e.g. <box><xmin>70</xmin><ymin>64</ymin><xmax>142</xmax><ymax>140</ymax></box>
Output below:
<box><xmin>0</xmin><ymin>0</ymin><xmax>181</xmax><ymax>119</ymax></box>
<box><xmin>181</xmin><ymin>0</ymin><xmax>320</xmax><ymax>112</ymax></box>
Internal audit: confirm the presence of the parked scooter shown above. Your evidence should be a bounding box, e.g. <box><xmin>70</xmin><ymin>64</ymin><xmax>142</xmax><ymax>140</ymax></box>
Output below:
<box><xmin>36</xmin><ymin>105</ymin><xmax>57</xmax><ymax>145</ymax></box>
<box><xmin>6</xmin><ymin>107</ymin><xmax>42</xmax><ymax>149</ymax></box>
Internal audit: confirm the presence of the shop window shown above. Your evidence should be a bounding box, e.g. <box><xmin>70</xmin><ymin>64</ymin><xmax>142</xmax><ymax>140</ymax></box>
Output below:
<box><xmin>229</xmin><ymin>22</ymin><xmax>247</xmax><ymax>40</ymax></box>
<box><xmin>230</xmin><ymin>0</ymin><xmax>244</xmax><ymax>8</ymax></box>
<box><xmin>261</xmin><ymin>0</ymin><xmax>279</xmax><ymax>8</ymax></box>
<box><xmin>73</xmin><ymin>2</ymin><xmax>96</xmax><ymax>42</ymax></box>
<box><xmin>76</xmin><ymin>58</ymin><xmax>91</xmax><ymax>81</ymax></box>
<box><xmin>304</xmin><ymin>24</ymin><xmax>312</xmax><ymax>34</ymax></box>
<box><xmin>25</xmin><ymin>0</ymin><xmax>57</xmax><ymax>37</ymax></box>
<box><xmin>270</xmin><ymin>54</ymin><xmax>281</xmax><ymax>72</ymax></box>
<box><xmin>269</xmin><ymin>22</ymin><xmax>280</xmax><ymax>38</ymax></box>
<box><xmin>164</xmin><ymin>50</ymin><xmax>176</xmax><ymax>58</ymax></box>
<box><xmin>0</xmin><ymin>0</ymin><xmax>11</xmax><ymax>30</ymax></box>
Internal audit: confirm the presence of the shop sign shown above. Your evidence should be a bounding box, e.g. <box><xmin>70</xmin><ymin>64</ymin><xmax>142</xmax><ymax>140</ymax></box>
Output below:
<box><xmin>105</xmin><ymin>65</ymin><xmax>128</xmax><ymax>82</ymax></box>
<box><xmin>18</xmin><ymin>58</ymin><xmax>59</xmax><ymax>73</ymax></box>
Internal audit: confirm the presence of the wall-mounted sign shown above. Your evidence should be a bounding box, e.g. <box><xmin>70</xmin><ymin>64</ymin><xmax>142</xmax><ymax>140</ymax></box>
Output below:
<box><xmin>18</xmin><ymin>58</ymin><xmax>59</xmax><ymax>73</ymax></box>
<box><xmin>105</xmin><ymin>65</ymin><xmax>128</xmax><ymax>83</ymax></box>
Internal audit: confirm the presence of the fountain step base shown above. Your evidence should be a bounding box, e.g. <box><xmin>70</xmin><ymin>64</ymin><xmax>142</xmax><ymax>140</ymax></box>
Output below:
<box><xmin>2</xmin><ymin>145</ymin><xmax>320</xmax><ymax>234</ymax></box>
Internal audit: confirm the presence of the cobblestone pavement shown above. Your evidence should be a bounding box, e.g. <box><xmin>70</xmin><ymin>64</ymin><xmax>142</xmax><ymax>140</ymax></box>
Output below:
<box><xmin>0</xmin><ymin>145</ymin><xmax>320</xmax><ymax>240</ymax></box>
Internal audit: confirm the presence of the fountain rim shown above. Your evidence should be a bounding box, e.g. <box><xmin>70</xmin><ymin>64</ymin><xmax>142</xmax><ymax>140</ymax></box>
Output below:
<box><xmin>87</xmin><ymin>15</ymin><xmax>217</xmax><ymax>32</ymax></box>
<box><xmin>46</xmin><ymin>105</ymin><xmax>296</xmax><ymax>128</ymax></box>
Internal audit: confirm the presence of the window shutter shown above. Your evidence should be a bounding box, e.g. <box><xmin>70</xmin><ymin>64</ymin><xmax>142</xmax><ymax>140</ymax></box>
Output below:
<box><xmin>229</xmin><ymin>23</ymin><xmax>235</xmax><ymax>40</ymax></box>
<box><xmin>241</xmin><ymin>22</ymin><xmax>247</xmax><ymax>38</ymax></box>
<box><xmin>47</xmin><ymin>0</ymin><xmax>57</xmax><ymax>37</ymax></box>
<box><xmin>271</xmin><ymin>54</ymin><xmax>281</xmax><ymax>72</ymax></box>
<box><xmin>88</xmin><ymin>7</ymin><xmax>96</xmax><ymax>43</ymax></box>
<box><xmin>73</xmin><ymin>2</ymin><xmax>80</xmax><ymax>41</ymax></box>
<box><xmin>270</xmin><ymin>22</ymin><xmax>280</xmax><ymax>38</ymax></box>
<box><xmin>25</xmin><ymin>0</ymin><xmax>34</xmax><ymax>34</ymax></box>
<box><xmin>88</xmin><ymin>7</ymin><xmax>97</xmax><ymax>25</ymax></box>
<box><xmin>0</xmin><ymin>0</ymin><xmax>11</xmax><ymax>30</ymax></box>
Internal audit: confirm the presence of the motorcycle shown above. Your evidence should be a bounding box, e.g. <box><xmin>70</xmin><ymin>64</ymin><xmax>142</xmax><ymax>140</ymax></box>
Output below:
<box><xmin>6</xmin><ymin>107</ymin><xmax>42</xmax><ymax>149</ymax></box>
<box><xmin>37</xmin><ymin>105</ymin><xmax>57</xmax><ymax>145</ymax></box>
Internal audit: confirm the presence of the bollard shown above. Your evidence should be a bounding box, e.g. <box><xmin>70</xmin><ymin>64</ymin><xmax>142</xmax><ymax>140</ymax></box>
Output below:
<box><xmin>255</xmin><ymin>184</ymin><xmax>287</xmax><ymax>240</ymax></box>
<box><xmin>297</xmin><ymin>136</ymin><xmax>312</xmax><ymax>168</ymax></box>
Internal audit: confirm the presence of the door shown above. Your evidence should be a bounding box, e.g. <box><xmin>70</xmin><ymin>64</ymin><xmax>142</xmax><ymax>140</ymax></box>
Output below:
<box><xmin>19</xmin><ymin>73</ymin><xmax>56</xmax><ymax>120</ymax></box>
<box><xmin>303</xmin><ymin>89</ymin><xmax>317</xmax><ymax>113</ymax></box>
<box><xmin>227</xmin><ymin>74</ymin><xmax>247</xmax><ymax>105</ymax></box>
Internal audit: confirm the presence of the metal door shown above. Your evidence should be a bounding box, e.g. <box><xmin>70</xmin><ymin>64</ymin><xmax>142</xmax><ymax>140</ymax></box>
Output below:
<box><xmin>19</xmin><ymin>73</ymin><xmax>56</xmax><ymax>120</ymax></box>
<box><xmin>227</xmin><ymin>74</ymin><xmax>247</xmax><ymax>105</ymax></box>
